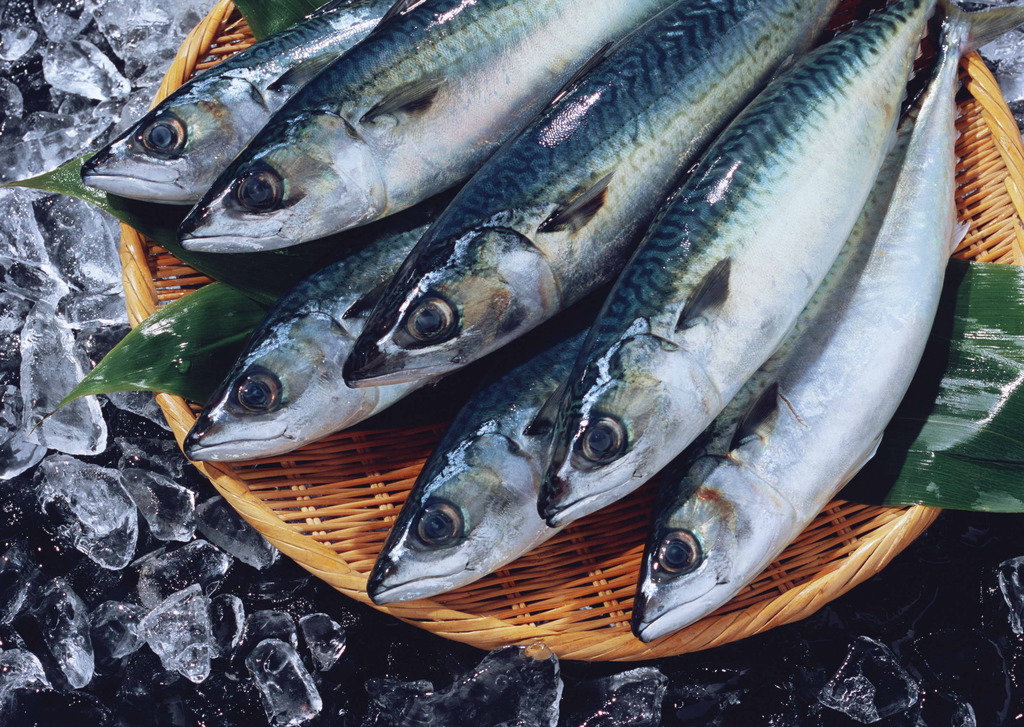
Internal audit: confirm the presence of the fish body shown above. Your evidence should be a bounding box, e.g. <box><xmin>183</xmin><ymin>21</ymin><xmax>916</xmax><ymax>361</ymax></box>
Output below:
<box><xmin>177</xmin><ymin>0</ymin><xmax>681</xmax><ymax>252</ymax></box>
<box><xmin>367</xmin><ymin>328</ymin><xmax>586</xmax><ymax>604</ymax></box>
<box><xmin>81</xmin><ymin>0</ymin><xmax>394</xmax><ymax>203</ymax></box>
<box><xmin>537</xmin><ymin>0</ymin><xmax>935</xmax><ymax>528</ymax></box>
<box><xmin>343</xmin><ymin>0</ymin><xmax>841</xmax><ymax>387</ymax></box>
<box><xmin>633</xmin><ymin>9</ymin><xmax>981</xmax><ymax>642</ymax></box>
<box><xmin>183</xmin><ymin>195</ymin><xmax>452</xmax><ymax>462</ymax></box>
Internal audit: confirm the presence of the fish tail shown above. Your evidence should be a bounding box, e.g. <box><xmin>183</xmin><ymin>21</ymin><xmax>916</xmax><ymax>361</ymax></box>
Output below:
<box><xmin>940</xmin><ymin>0</ymin><xmax>1024</xmax><ymax>53</ymax></box>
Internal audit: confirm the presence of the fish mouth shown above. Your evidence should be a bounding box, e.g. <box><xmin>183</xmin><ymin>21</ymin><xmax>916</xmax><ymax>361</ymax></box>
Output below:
<box><xmin>80</xmin><ymin>169</ymin><xmax>194</xmax><ymax>203</ymax></box>
<box><xmin>184</xmin><ymin>423</ymin><xmax>292</xmax><ymax>462</ymax></box>
<box><xmin>542</xmin><ymin>487</ymin><xmax>614</xmax><ymax>529</ymax></box>
<box><xmin>178</xmin><ymin>230</ymin><xmax>289</xmax><ymax>254</ymax></box>
<box><xmin>367</xmin><ymin>562</ymin><xmax>471</xmax><ymax>605</ymax></box>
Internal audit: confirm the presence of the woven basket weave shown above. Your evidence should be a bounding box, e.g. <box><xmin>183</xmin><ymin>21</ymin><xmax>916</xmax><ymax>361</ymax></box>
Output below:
<box><xmin>117</xmin><ymin>0</ymin><xmax>1024</xmax><ymax>661</ymax></box>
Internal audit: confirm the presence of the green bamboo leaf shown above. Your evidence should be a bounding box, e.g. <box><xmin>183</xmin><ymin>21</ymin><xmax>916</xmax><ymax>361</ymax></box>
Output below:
<box><xmin>61</xmin><ymin>283</ymin><xmax>269</xmax><ymax>406</ymax></box>
<box><xmin>6</xmin><ymin>155</ymin><xmax>339</xmax><ymax>305</ymax></box>
<box><xmin>235</xmin><ymin>0</ymin><xmax>330</xmax><ymax>39</ymax></box>
<box><xmin>843</xmin><ymin>260</ymin><xmax>1024</xmax><ymax>512</ymax></box>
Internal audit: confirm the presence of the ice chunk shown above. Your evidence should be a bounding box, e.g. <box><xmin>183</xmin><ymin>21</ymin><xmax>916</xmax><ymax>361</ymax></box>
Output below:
<box><xmin>33</xmin><ymin>0</ymin><xmax>91</xmax><ymax>42</ymax></box>
<box><xmin>116</xmin><ymin>436</ymin><xmax>185</xmax><ymax>479</ymax></box>
<box><xmin>246</xmin><ymin>639</ymin><xmax>322</xmax><ymax>726</ymax></box>
<box><xmin>20</xmin><ymin>301</ymin><xmax>107</xmax><ymax>456</ymax></box>
<box><xmin>238</xmin><ymin>610</ymin><xmax>298</xmax><ymax>657</ymax></box>
<box><xmin>0</xmin><ymin>541</ymin><xmax>41</xmax><ymax>624</ymax></box>
<box><xmin>0</xmin><ymin>27</ymin><xmax>38</xmax><ymax>61</ymax></box>
<box><xmin>34</xmin><ymin>194</ymin><xmax>122</xmax><ymax>294</ymax></box>
<box><xmin>86</xmin><ymin>0</ymin><xmax>208</xmax><ymax>79</ymax></box>
<box><xmin>0</xmin><ymin>253</ymin><xmax>70</xmax><ymax>306</ymax></box>
<box><xmin>120</xmin><ymin>467</ymin><xmax>196</xmax><ymax>542</ymax></box>
<box><xmin>90</xmin><ymin>600</ymin><xmax>146</xmax><ymax>660</ymax></box>
<box><xmin>209</xmin><ymin>593</ymin><xmax>244</xmax><ymax>656</ymax></box>
<box><xmin>0</xmin><ymin>77</ymin><xmax>24</xmax><ymax>122</ymax></box>
<box><xmin>135</xmin><ymin>539</ymin><xmax>232</xmax><ymax>608</ymax></box>
<box><xmin>819</xmin><ymin>636</ymin><xmax>920</xmax><ymax>724</ymax></box>
<box><xmin>996</xmin><ymin>555</ymin><xmax>1023</xmax><ymax>635</ymax></box>
<box><xmin>139</xmin><ymin>584</ymin><xmax>214</xmax><ymax>683</ymax></box>
<box><xmin>366</xmin><ymin>644</ymin><xmax>563</xmax><ymax>727</ymax></box>
<box><xmin>58</xmin><ymin>292</ymin><xmax>127</xmax><ymax>329</ymax></box>
<box><xmin>196</xmin><ymin>496</ymin><xmax>278</xmax><ymax>570</ymax></box>
<box><xmin>0</xmin><ymin>110</ymin><xmax>114</xmax><ymax>183</ymax></box>
<box><xmin>0</xmin><ymin>190</ymin><xmax>50</xmax><ymax>266</ymax></box>
<box><xmin>35</xmin><ymin>455</ymin><xmax>137</xmax><ymax>570</ymax></box>
<box><xmin>563</xmin><ymin>667</ymin><xmax>668</xmax><ymax>727</ymax></box>
<box><xmin>41</xmin><ymin>39</ymin><xmax>130</xmax><ymax>102</ymax></box>
<box><xmin>0</xmin><ymin>649</ymin><xmax>50</xmax><ymax>708</ymax></box>
<box><xmin>298</xmin><ymin>613</ymin><xmax>346</xmax><ymax>672</ymax></box>
<box><xmin>0</xmin><ymin>437</ymin><xmax>47</xmax><ymax>481</ymax></box>
<box><xmin>106</xmin><ymin>391</ymin><xmax>171</xmax><ymax>431</ymax></box>
<box><xmin>29</xmin><ymin>577</ymin><xmax>94</xmax><ymax>689</ymax></box>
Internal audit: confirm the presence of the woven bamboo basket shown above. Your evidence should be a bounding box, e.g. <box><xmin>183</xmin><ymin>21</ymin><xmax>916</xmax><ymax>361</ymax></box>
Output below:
<box><xmin>117</xmin><ymin>0</ymin><xmax>1024</xmax><ymax>661</ymax></box>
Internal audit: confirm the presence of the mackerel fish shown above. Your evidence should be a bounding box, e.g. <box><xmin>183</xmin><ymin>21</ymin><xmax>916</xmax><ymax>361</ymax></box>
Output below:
<box><xmin>81</xmin><ymin>0</ymin><xmax>394</xmax><ymax>204</ymax></box>
<box><xmin>343</xmin><ymin>0</ymin><xmax>841</xmax><ymax>386</ymax></box>
<box><xmin>632</xmin><ymin>3</ymin><xmax>1024</xmax><ymax>641</ymax></box>
<box><xmin>368</xmin><ymin>327</ymin><xmax>586</xmax><ymax>604</ymax></box>
<box><xmin>176</xmin><ymin>0</ymin><xmax>681</xmax><ymax>252</ymax></box>
<box><xmin>183</xmin><ymin>194</ymin><xmax>452</xmax><ymax>462</ymax></box>
<box><xmin>538</xmin><ymin>0</ymin><xmax>935</xmax><ymax>528</ymax></box>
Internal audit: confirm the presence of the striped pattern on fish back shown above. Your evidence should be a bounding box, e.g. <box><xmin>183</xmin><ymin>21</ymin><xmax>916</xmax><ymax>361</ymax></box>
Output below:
<box><xmin>585</xmin><ymin>0</ymin><xmax>928</xmax><ymax>353</ymax></box>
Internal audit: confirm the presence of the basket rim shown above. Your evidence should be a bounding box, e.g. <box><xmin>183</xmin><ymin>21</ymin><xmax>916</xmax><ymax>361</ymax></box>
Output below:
<box><xmin>116</xmin><ymin>0</ymin><xmax>1024</xmax><ymax>661</ymax></box>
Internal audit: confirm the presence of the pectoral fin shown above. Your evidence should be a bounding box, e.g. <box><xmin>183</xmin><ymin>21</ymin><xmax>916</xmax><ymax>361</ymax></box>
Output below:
<box><xmin>360</xmin><ymin>77</ymin><xmax>446</xmax><ymax>124</ymax></box>
<box><xmin>677</xmin><ymin>258</ymin><xmax>731</xmax><ymax>331</ymax></box>
<box><xmin>537</xmin><ymin>172</ymin><xmax>615</xmax><ymax>234</ymax></box>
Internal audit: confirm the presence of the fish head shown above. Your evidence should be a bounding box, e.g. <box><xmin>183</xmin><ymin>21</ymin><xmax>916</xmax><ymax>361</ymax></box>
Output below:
<box><xmin>346</xmin><ymin>226</ymin><xmax>560</xmax><ymax>385</ymax></box>
<box><xmin>81</xmin><ymin>78</ymin><xmax>270</xmax><ymax>203</ymax></box>
<box><xmin>632</xmin><ymin>467</ymin><xmax>796</xmax><ymax>643</ymax></box>
<box><xmin>539</xmin><ymin>332</ymin><xmax>714</xmax><ymax>527</ymax></box>
<box><xmin>177</xmin><ymin>111</ymin><xmax>387</xmax><ymax>252</ymax></box>
<box><xmin>185</xmin><ymin>310</ymin><xmax>376</xmax><ymax>461</ymax></box>
<box><xmin>368</xmin><ymin>427</ymin><xmax>548</xmax><ymax>604</ymax></box>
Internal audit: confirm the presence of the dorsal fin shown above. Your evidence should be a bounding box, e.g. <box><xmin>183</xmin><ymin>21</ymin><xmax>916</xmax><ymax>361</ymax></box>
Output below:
<box><xmin>676</xmin><ymin>258</ymin><xmax>731</xmax><ymax>331</ymax></box>
<box><xmin>360</xmin><ymin>77</ymin><xmax>446</xmax><ymax>124</ymax></box>
<box><xmin>537</xmin><ymin>172</ymin><xmax>615</xmax><ymax>235</ymax></box>
<box><xmin>524</xmin><ymin>377</ymin><xmax>570</xmax><ymax>437</ymax></box>
<box><xmin>549</xmin><ymin>41</ymin><xmax>617</xmax><ymax>107</ymax></box>
<box><xmin>375</xmin><ymin>0</ymin><xmax>428</xmax><ymax>30</ymax></box>
<box><xmin>343</xmin><ymin>278</ymin><xmax>389</xmax><ymax>320</ymax></box>
<box><xmin>266</xmin><ymin>53</ymin><xmax>343</xmax><ymax>94</ymax></box>
<box><xmin>729</xmin><ymin>382</ymin><xmax>781</xmax><ymax>452</ymax></box>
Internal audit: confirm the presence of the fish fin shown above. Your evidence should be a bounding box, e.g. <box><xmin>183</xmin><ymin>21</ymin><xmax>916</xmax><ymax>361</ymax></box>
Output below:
<box><xmin>950</xmin><ymin>220</ymin><xmax>970</xmax><ymax>256</ymax></box>
<box><xmin>549</xmin><ymin>41</ymin><xmax>617</xmax><ymax>106</ymax></box>
<box><xmin>360</xmin><ymin>77</ymin><xmax>446</xmax><ymax>124</ymax></box>
<box><xmin>676</xmin><ymin>258</ymin><xmax>731</xmax><ymax>331</ymax></box>
<box><xmin>524</xmin><ymin>377</ymin><xmax>570</xmax><ymax>437</ymax></box>
<box><xmin>266</xmin><ymin>53</ymin><xmax>343</xmax><ymax>94</ymax></box>
<box><xmin>343</xmin><ymin>278</ymin><xmax>390</xmax><ymax>320</ymax></box>
<box><xmin>729</xmin><ymin>382</ymin><xmax>781</xmax><ymax>452</ymax></box>
<box><xmin>375</xmin><ymin>0</ymin><xmax>428</xmax><ymax>29</ymax></box>
<box><xmin>537</xmin><ymin>172</ymin><xmax>615</xmax><ymax>235</ymax></box>
<box><xmin>941</xmin><ymin>0</ymin><xmax>1024</xmax><ymax>53</ymax></box>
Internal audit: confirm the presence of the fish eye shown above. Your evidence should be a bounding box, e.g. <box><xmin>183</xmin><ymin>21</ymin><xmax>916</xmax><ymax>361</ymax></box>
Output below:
<box><xmin>577</xmin><ymin>416</ymin><xmax>626</xmax><ymax>465</ymax></box>
<box><xmin>234</xmin><ymin>369</ymin><xmax>281</xmax><ymax>413</ymax></box>
<box><xmin>655</xmin><ymin>530</ymin><xmax>703</xmax><ymax>576</ymax></box>
<box><xmin>137</xmin><ymin>114</ymin><xmax>186</xmax><ymax>157</ymax></box>
<box><xmin>403</xmin><ymin>296</ymin><xmax>457</xmax><ymax>344</ymax></box>
<box><xmin>414</xmin><ymin>500</ymin><xmax>463</xmax><ymax>548</ymax></box>
<box><xmin>235</xmin><ymin>166</ymin><xmax>283</xmax><ymax>212</ymax></box>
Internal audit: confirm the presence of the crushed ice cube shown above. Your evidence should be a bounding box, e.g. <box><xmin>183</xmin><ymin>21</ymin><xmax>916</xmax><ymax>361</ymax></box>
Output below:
<box><xmin>139</xmin><ymin>584</ymin><xmax>214</xmax><ymax>683</ymax></box>
<box><xmin>135</xmin><ymin>539</ymin><xmax>232</xmax><ymax>608</ymax></box>
<box><xmin>0</xmin><ymin>190</ymin><xmax>50</xmax><ymax>266</ymax></box>
<box><xmin>996</xmin><ymin>555</ymin><xmax>1023</xmax><ymax>635</ymax></box>
<box><xmin>0</xmin><ymin>27</ymin><xmax>38</xmax><ymax>62</ymax></box>
<box><xmin>246</xmin><ymin>638</ymin><xmax>322</xmax><ymax>727</ymax></box>
<box><xmin>238</xmin><ymin>610</ymin><xmax>298</xmax><ymax>656</ymax></box>
<box><xmin>1</xmin><ymin>252</ymin><xmax>70</xmax><ymax>306</ymax></box>
<box><xmin>41</xmin><ymin>39</ymin><xmax>130</xmax><ymax>102</ymax></box>
<box><xmin>34</xmin><ymin>194</ymin><xmax>122</xmax><ymax>294</ymax></box>
<box><xmin>564</xmin><ymin>667</ymin><xmax>668</xmax><ymax>727</ymax></box>
<box><xmin>0</xmin><ymin>541</ymin><xmax>41</xmax><ymax>624</ymax></box>
<box><xmin>298</xmin><ymin>613</ymin><xmax>346</xmax><ymax>672</ymax></box>
<box><xmin>209</xmin><ymin>593</ymin><xmax>244</xmax><ymax>656</ymax></box>
<box><xmin>366</xmin><ymin>644</ymin><xmax>563</xmax><ymax>727</ymax></box>
<box><xmin>0</xmin><ymin>110</ymin><xmax>114</xmax><ymax>183</ymax></box>
<box><xmin>0</xmin><ymin>437</ymin><xmax>47</xmax><ymax>481</ymax></box>
<box><xmin>116</xmin><ymin>436</ymin><xmax>185</xmax><ymax>479</ymax></box>
<box><xmin>105</xmin><ymin>391</ymin><xmax>171</xmax><ymax>431</ymax></box>
<box><xmin>35</xmin><ymin>455</ymin><xmax>137</xmax><ymax>570</ymax></box>
<box><xmin>196</xmin><ymin>496</ymin><xmax>278</xmax><ymax>570</ymax></box>
<box><xmin>90</xmin><ymin>600</ymin><xmax>146</xmax><ymax>660</ymax></box>
<box><xmin>33</xmin><ymin>0</ymin><xmax>91</xmax><ymax>42</ymax></box>
<box><xmin>29</xmin><ymin>577</ymin><xmax>94</xmax><ymax>689</ymax></box>
<box><xmin>0</xmin><ymin>649</ymin><xmax>50</xmax><ymax>708</ymax></box>
<box><xmin>20</xmin><ymin>301</ymin><xmax>107</xmax><ymax>456</ymax></box>
<box><xmin>58</xmin><ymin>292</ymin><xmax>128</xmax><ymax>329</ymax></box>
<box><xmin>120</xmin><ymin>467</ymin><xmax>196</xmax><ymax>542</ymax></box>
<box><xmin>819</xmin><ymin>636</ymin><xmax>920</xmax><ymax>724</ymax></box>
